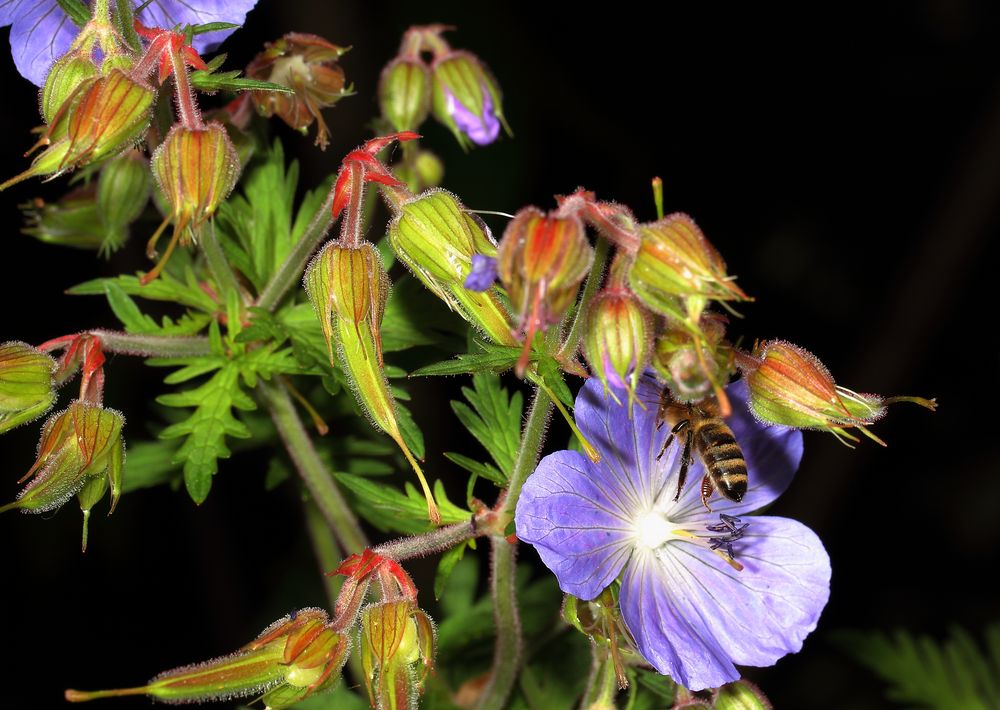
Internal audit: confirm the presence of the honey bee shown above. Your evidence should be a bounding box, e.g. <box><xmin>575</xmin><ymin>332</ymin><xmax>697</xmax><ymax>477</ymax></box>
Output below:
<box><xmin>655</xmin><ymin>388</ymin><xmax>748</xmax><ymax>509</ymax></box>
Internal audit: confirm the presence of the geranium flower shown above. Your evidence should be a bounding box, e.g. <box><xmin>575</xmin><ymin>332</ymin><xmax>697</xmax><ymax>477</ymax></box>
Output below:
<box><xmin>515</xmin><ymin>375</ymin><xmax>831</xmax><ymax>691</ymax></box>
<box><xmin>0</xmin><ymin>0</ymin><xmax>258</xmax><ymax>86</ymax></box>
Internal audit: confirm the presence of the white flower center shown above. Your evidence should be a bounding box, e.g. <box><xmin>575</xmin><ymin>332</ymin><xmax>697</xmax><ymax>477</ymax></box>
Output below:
<box><xmin>633</xmin><ymin>511</ymin><xmax>673</xmax><ymax>550</ymax></box>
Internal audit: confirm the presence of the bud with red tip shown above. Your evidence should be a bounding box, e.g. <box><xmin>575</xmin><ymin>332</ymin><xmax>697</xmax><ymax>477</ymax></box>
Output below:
<box><xmin>360</xmin><ymin>600</ymin><xmax>436</xmax><ymax>710</ymax></box>
<box><xmin>497</xmin><ymin>207</ymin><xmax>593</xmax><ymax>376</ymax></box>
<box><xmin>65</xmin><ymin>608</ymin><xmax>350</xmax><ymax>709</ymax></box>
<box><xmin>743</xmin><ymin>340</ymin><xmax>936</xmax><ymax>445</ymax></box>
<box><xmin>432</xmin><ymin>50</ymin><xmax>507</xmax><ymax>148</ymax></box>
<box><xmin>246</xmin><ymin>33</ymin><xmax>350</xmax><ymax>150</ymax></box>
<box><xmin>583</xmin><ymin>289</ymin><xmax>652</xmax><ymax>409</ymax></box>
<box><xmin>0</xmin><ymin>342</ymin><xmax>56</xmax><ymax>435</ymax></box>
<box><xmin>380</xmin><ymin>58</ymin><xmax>432</xmax><ymax>133</ymax></box>
<box><xmin>628</xmin><ymin>213</ymin><xmax>750</xmax><ymax>323</ymax></box>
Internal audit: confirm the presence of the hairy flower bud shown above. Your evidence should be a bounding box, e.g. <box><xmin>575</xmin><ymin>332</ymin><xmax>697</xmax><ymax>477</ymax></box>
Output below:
<box><xmin>714</xmin><ymin>680</ymin><xmax>773</xmax><ymax>710</ymax></box>
<box><xmin>40</xmin><ymin>52</ymin><xmax>98</xmax><ymax>124</ymax></box>
<box><xmin>1</xmin><ymin>69</ymin><xmax>154</xmax><ymax>191</ymax></box>
<box><xmin>388</xmin><ymin>189</ymin><xmax>515</xmax><ymax>346</ymax></box>
<box><xmin>360</xmin><ymin>600</ymin><xmax>436</xmax><ymax>710</ymax></box>
<box><xmin>583</xmin><ymin>289</ymin><xmax>652</xmax><ymax>408</ymax></box>
<box><xmin>628</xmin><ymin>213</ymin><xmax>750</xmax><ymax>323</ymax></box>
<box><xmin>497</xmin><ymin>207</ymin><xmax>593</xmax><ymax>375</ymax></box>
<box><xmin>380</xmin><ymin>57</ymin><xmax>432</xmax><ymax>133</ymax></box>
<box><xmin>744</xmin><ymin>340</ymin><xmax>936</xmax><ymax>444</ymax></box>
<box><xmin>247</xmin><ymin>32</ymin><xmax>349</xmax><ymax>150</ymax></box>
<box><xmin>96</xmin><ymin>150</ymin><xmax>152</xmax><ymax>253</ymax></box>
<box><xmin>431</xmin><ymin>50</ymin><xmax>506</xmax><ymax>148</ymax></box>
<box><xmin>65</xmin><ymin>608</ymin><xmax>350</xmax><ymax>709</ymax></box>
<box><xmin>0</xmin><ymin>341</ymin><xmax>56</xmax><ymax>435</ymax></box>
<box><xmin>304</xmin><ymin>242</ymin><xmax>439</xmax><ymax>523</ymax></box>
<box><xmin>21</xmin><ymin>188</ymin><xmax>105</xmax><ymax>250</ymax></box>
<box><xmin>652</xmin><ymin>315</ymin><xmax>733</xmax><ymax>405</ymax></box>
<box><xmin>1</xmin><ymin>402</ymin><xmax>124</xmax><ymax>548</ymax></box>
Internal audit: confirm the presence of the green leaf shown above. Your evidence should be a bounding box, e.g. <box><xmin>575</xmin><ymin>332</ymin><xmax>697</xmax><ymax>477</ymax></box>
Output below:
<box><xmin>104</xmin><ymin>282</ymin><xmax>160</xmax><ymax>333</ymax></box>
<box><xmin>394</xmin><ymin>400</ymin><xmax>425</xmax><ymax>460</ymax></box>
<box><xmin>56</xmin><ymin>0</ymin><xmax>89</xmax><ymax>25</ymax></box>
<box><xmin>443</xmin><ymin>452</ymin><xmax>505</xmax><ymax>486</ymax></box>
<box><xmin>535</xmin><ymin>354</ymin><xmax>574</xmax><ymax>408</ymax></box>
<box><xmin>837</xmin><ymin>625</ymin><xmax>1000</xmax><ymax>710</ymax></box>
<box><xmin>412</xmin><ymin>345</ymin><xmax>522</xmax><ymax>377</ymax></box>
<box><xmin>190</xmin><ymin>21</ymin><xmax>240</xmax><ymax>35</ymax></box>
<box><xmin>70</xmin><ymin>270</ymin><xmax>218</xmax><ymax>312</ymax></box>
<box><xmin>156</xmin><ymin>363</ymin><xmax>256</xmax><ymax>503</ymax></box>
<box><xmin>121</xmin><ymin>438</ymin><xmax>184</xmax><ymax>493</ymax></box>
<box><xmin>191</xmin><ymin>71</ymin><xmax>295</xmax><ymax>94</ymax></box>
<box><xmin>335</xmin><ymin>474</ymin><xmax>470</xmax><ymax>535</ymax></box>
<box><xmin>448</xmin><ymin>372</ymin><xmax>522</xmax><ymax>481</ymax></box>
<box><xmin>434</xmin><ymin>541</ymin><xmax>474</xmax><ymax>601</ymax></box>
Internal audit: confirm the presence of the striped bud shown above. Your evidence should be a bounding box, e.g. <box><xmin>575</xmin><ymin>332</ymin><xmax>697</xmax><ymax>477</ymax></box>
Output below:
<box><xmin>629</xmin><ymin>213</ymin><xmax>750</xmax><ymax>323</ymax></box>
<box><xmin>95</xmin><ymin>150</ymin><xmax>151</xmax><ymax>254</ymax></box>
<box><xmin>21</xmin><ymin>188</ymin><xmax>105</xmax><ymax>250</ymax></box>
<box><xmin>431</xmin><ymin>50</ymin><xmax>507</xmax><ymax>148</ymax></box>
<box><xmin>304</xmin><ymin>242</ymin><xmax>439</xmax><ymax>524</ymax></box>
<box><xmin>40</xmin><ymin>52</ymin><xmax>98</xmax><ymax>124</ymax></box>
<box><xmin>744</xmin><ymin>340</ymin><xmax>936</xmax><ymax>445</ymax></box>
<box><xmin>583</xmin><ymin>289</ymin><xmax>652</xmax><ymax>409</ymax></box>
<box><xmin>1</xmin><ymin>69</ymin><xmax>154</xmax><ymax>191</ymax></box>
<box><xmin>0</xmin><ymin>342</ymin><xmax>56</xmax><ymax>435</ymax></box>
<box><xmin>1</xmin><ymin>401</ymin><xmax>124</xmax><ymax>548</ymax></box>
<box><xmin>66</xmin><ymin>609</ymin><xmax>350</xmax><ymax>709</ymax></box>
<box><xmin>380</xmin><ymin>57</ymin><xmax>432</xmax><ymax>133</ymax></box>
<box><xmin>388</xmin><ymin>189</ymin><xmax>515</xmax><ymax>346</ymax></box>
<box><xmin>360</xmin><ymin>601</ymin><xmax>436</xmax><ymax>710</ymax></box>
<box><xmin>497</xmin><ymin>207</ymin><xmax>593</xmax><ymax>375</ymax></box>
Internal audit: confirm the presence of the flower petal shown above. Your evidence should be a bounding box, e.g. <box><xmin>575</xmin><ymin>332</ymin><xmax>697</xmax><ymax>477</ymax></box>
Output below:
<box><xmin>575</xmin><ymin>375</ymin><xmax>666</xmax><ymax>512</ymax></box>
<box><xmin>619</xmin><ymin>516</ymin><xmax>830</xmax><ymax>690</ymax></box>
<box><xmin>6</xmin><ymin>0</ymin><xmax>76</xmax><ymax>86</ymax></box>
<box><xmin>515</xmin><ymin>449</ymin><xmax>633</xmax><ymax>600</ymax></box>
<box><xmin>669</xmin><ymin>378</ymin><xmax>803</xmax><ymax>519</ymax></box>
<box><xmin>139</xmin><ymin>0</ymin><xmax>258</xmax><ymax>54</ymax></box>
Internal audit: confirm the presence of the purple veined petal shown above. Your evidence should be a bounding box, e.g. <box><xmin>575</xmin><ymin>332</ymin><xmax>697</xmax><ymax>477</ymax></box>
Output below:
<box><xmin>5</xmin><ymin>0</ymin><xmax>77</xmax><ymax>86</ymax></box>
<box><xmin>446</xmin><ymin>88</ymin><xmax>501</xmax><ymax>146</ymax></box>
<box><xmin>515</xmin><ymin>449</ymin><xmax>634</xmax><ymax>600</ymax></box>
<box><xmin>575</xmin><ymin>374</ymin><xmax>669</xmax><ymax>512</ymax></box>
<box><xmin>619</xmin><ymin>516</ymin><xmax>830</xmax><ymax>690</ymax></box>
<box><xmin>667</xmin><ymin>378</ymin><xmax>804</xmax><ymax>520</ymax></box>
<box><xmin>138</xmin><ymin>0</ymin><xmax>258</xmax><ymax>55</ymax></box>
<box><xmin>464</xmin><ymin>253</ymin><xmax>498</xmax><ymax>291</ymax></box>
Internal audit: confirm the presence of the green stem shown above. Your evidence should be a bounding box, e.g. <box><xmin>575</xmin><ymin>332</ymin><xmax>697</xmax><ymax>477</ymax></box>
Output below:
<box><xmin>90</xmin><ymin>330</ymin><xmax>211</xmax><ymax>358</ymax></box>
<box><xmin>557</xmin><ymin>236</ymin><xmax>609</xmax><ymax>361</ymax></box>
<box><xmin>255</xmin><ymin>189</ymin><xmax>335</xmax><ymax>312</ymax></box>
<box><xmin>477</xmin><ymin>387</ymin><xmax>553</xmax><ymax>710</ymax></box>
<box><xmin>259</xmin><ymin>380</ymin><xmax>368</xmax><ymax>554</ymax></box>
<box><xmin>200</xmin><ymin>222</ymin><xmax>242</xmax><ymax>302</ymax></box>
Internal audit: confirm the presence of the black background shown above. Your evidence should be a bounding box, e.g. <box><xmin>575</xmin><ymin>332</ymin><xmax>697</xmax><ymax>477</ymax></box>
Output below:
<box><xmin>0</xmin><ymin>2</ymin><xmax>996</xmax><ymax>708</ymax></box>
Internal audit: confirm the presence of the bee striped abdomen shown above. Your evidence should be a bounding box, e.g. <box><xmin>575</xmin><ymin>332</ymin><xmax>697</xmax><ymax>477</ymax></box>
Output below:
<box><xmin>695</xmin><ymin>419</ymin><xmax>748</xmax><ymax>502</ymax></box>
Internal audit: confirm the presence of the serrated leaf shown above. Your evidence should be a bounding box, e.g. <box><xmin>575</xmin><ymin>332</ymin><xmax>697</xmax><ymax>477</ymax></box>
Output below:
<box><xmin>336</xmin><ymin>474</ymin><xmax>469</xmax><ymax>535</ymax></box>
<box><xmin>69</xmin><ymin>271</ymin><xmax>218</xmax><ymax>312</ymax></box>
<box><xmin>411</xmin><ymin>345</ymin><xmax>522</xmax><ymax>377</ymax></box>
<box><xmin>104</xmin><ymin>282</ymin><xmax>160</xmax><ymax>334</ymax></box>
<box><xmin>156</xmin><ymin>364</ymin><xmax>256</xmax><ymax>503</ymax></box>
<box><xmin>449</xmin><ymin>372</ymin><xmax>522</xmax><ymax>480</ymax></box>
<box><xmin>443</xmin><ymin>452</ymin><xmax>505</xmax><ymax>486</ymax></box>
<box><xmin>121</xmin><ymin>438</ymin><xmax>183</xmax><ymax>493</ymax></box>
<box><xmin>191</xmin><ymin>72</ymin><xmax>295</xmax><ymax>94</ymax></box>
<box><xmin>435</xmin><ymin>544</ymin><xmax>475</xmax><ymax>603</ymax></box>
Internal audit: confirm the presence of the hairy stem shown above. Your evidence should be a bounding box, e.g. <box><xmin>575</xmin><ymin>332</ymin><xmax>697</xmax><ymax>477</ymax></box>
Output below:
<box><xmin>557</xmin><ymin>236</ymin><xmax>609</xmax><ymax>361</ymax></box>
<box><xmin>477</xmin><ymin>387</ymin><xmax>553</xmax><ymax>710</ymax></box>
<box><xmin>374</xmin><ymin>519</ymin><xmax>481</xmax><ymax>561</ymax></box>
<box><xmin>259</xmin><ymin>380</ymin><xmax>368</xmax><ymax>554</ymax></box>
<box><xmin>255</xmin><ymin>189</ymin><xmax>335</xmax><ymax>312</ymax></box>
<box><xmin>39</xmin><ymin>331</ymin><xmax>211</xmax><ymax>358</ymax></box>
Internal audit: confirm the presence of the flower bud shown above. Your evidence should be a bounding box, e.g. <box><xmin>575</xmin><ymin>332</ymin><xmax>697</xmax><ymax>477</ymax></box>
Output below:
<box><xmin>360</xmin><ymin>601</ymin><xmax>436</xmax><ymax>710</ymax></box>
<box><xmin>21</xmin><ymin>189</ymin><xmax>105</xmax><ymax>250</ymax></box>
<box><xmin>497</xmin><ymin>207</ymin><xmax>593</xmax><ymax>375</ymax></box>
<box><xmin>652</xmin><ymin>315</ymin><xmax>732</xmax><ymax>404</ymax></box>
<box><xmin>431</xmin><ymin>51</ymin><xmax>506</xmax><ymax>148</ymax></box>
<box><xmin>744</xmin><ymin>340</ymin><xmax>936</xmax><ymax>444</ymax></box>
<box><xmin>1</xmin><ymin>69</ymin><xmax>154</xmax><ymax>191</ymax></box>
<box><xmin>379</xmin><ymin>57</ymin><xmax>432</xmax><ymax>133</ymax></box>
<box><xmin>0</xmin><ymin>341</ymin><xmax>56</xmax><ymax>435</ymax></box>
<box><xmin>65</xmin><ymin>608</ymin><xmax>350</xmax><ymax>708</ymax></box>
<box><xmin>246</xmin><ymin>32</ymin><xmax>349</xmax><ymax>150</ymax></box>
<box><xmin>714</xmin><ymin>680</ymin><xmax>773</xmax><ymax>710</ymax></box>
<box><xmin>152</xmin><ymin>121</ymin><xmax>240</xmax><ymax>243</ymax></box>
<box><xmin>1</xmin><ymin>402</ymin><xmax>124</xmax><ymax>523</ymax></box>
<box><xmin>40</xmin><ymin>52</ymin><xmax>98</xmax><ymax>125</ymax></box>
<box><xmin>628</xmin><ymin>213</ymin><xmax>750</xmax><ymax>323</ymax></box>
<box><xmin>583</xmin><ymin>289</ymin><xmax>652</xmax><ymax>408</ymax></box>
<box><xmin>304</xmin><ymin>242</ymin><xmax>439</xmax><ymax>524</ymax></box>
<box><xmin>96</xmin><ymin>150</ymin><xmax>152</xmax><ymax>253</ymax></box>
<box><xmin>388</xmin><ymin>189</ymin><xmax>515</xmax><ymax>346</ymax></box>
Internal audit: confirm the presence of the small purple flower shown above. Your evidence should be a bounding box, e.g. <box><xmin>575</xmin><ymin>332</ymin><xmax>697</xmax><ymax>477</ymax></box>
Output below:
<box><xmin>446</xmin><ymin>88</ymin><xmax>500</xmax><ymax>146</ymax></box>
<box><xmin>515</xmin><ymin>375</ymin><xmax>831</xmax><ymax>691</ymax></box>
<box><xmin>0</xmin><ymin>0</ymin><xmax>258</xmax><ymax>86</ymax></box>
<box><xmin>464</xmin><ymin>253</ymin><xmax>498</xmax><ymax>291</ymax></box>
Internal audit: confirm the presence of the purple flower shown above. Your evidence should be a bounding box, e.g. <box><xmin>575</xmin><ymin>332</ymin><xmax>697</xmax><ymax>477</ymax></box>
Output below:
<box><xmin>515</xmin><ymin>375</ymin><xmax>831</xmax><ymax>691</ymax></box>
<box><xmin>464</xmin><ymin>253</ymin><xmax>498</xmax><ymax>291</ymax></box>
<box><xmin>446</xmin><ymin>88</ymin><xmax>500</xmax><ymax>146</ymax></box>
<box><xmin>0</xmin><ymin>0</ymin><xmax>258</xmax><ymax>86</ymax></box>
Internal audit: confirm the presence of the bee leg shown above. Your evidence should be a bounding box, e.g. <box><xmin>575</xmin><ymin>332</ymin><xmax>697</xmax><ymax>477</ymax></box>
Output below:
<box><xmin>672</xmin><ymin>422</ymin><xmax>694</xmax><ymax>501</ymax></box>
<box><xmin>701</xmin><ymin>475</ymin><xmax>715</xmax><ymax>512</ymax></box>
<box><xmin>657</xmin><ymin>419</ymin><xmax>688</xmax><ymax>461</ymax></box>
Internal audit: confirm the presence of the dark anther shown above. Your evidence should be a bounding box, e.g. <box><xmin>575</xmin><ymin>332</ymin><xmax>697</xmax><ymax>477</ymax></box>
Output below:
<box><xmin>289</xmin><ymin>609</ymin><xmax>298</xmax><ymax>621</ymax></box>
<box><xmin>707</xmin><ymin>514</ymin><xmax>749</xmax><ymax>559</ymax></box>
